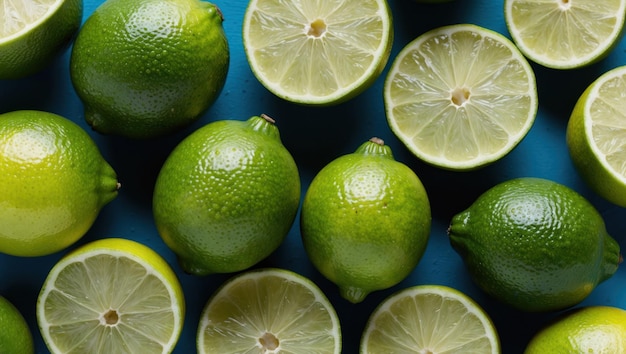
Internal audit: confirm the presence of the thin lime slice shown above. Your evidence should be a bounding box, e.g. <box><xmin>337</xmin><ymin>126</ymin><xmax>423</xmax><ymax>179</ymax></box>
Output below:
<box><xmin>505</xmin><ymin>0</ymin><xmax>626</xmax><ymax>69</ymax></box>
<box><xmin>242</xmin><ymin>0</ymin><xmax>393</xmax><ymax>105</ymax></box>
<box><xmin>361</xmin><ymin>285</ymin><xmax>500</xmax><ymax>353</ymax></box>
<box><xmin>197</xmin><ymin>268</ymin><xmax>341</xmax><ymax>353</ymax></box>
<box><xmin>384</xmin><ymin>24</ymin><xmax>537</xmax><ymax>171</ymax></box>
<box><xmin>0</xmin><ymin>0</ymin><xmax>82</xmax><ymax>79</ymax></box>
<box><xmin>567</xmin><ymin>65</ymin><xmax>626</xmax><ymax>206</ymax></box>
<box><xmin>37</xmin><ymin>238</ymin><xmax>185</xmax><ymax>354</ymax></box>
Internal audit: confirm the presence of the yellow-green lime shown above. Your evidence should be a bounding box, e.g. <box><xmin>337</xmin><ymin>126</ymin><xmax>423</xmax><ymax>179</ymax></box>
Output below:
<box><xmin>0</xmin><ymin>110</ymin><xmax>119</xmax><ymax>257</ymax></box>
<box><xmin>567</xmin><ymin>65</ymin><xmax>626</xmax><ymax>207</ymax></box>
<box><xmin>525</xmin><ymin>306</ymin><xmax>626</xmax><ymax>353</ymax></box>
<box><xmin>197</xmin><ymin>268</ymin><xmax>341</xmax><ymax>354</ymax></box>
<box><xmin>505</xmin><ymin>0</ymin><xmax>626</xmax><ymax>69</ymax></box>
<box><xmin>0</xmin><ymin>0</ymin><xmax>82</xmax><ymax>79</ymax></box>
<box><xmin>300</xmin><ymin>138</ymin><xmax>431</xmax><ymax>303</ymax></box>
<box><xmin>0</xmin><ymin>296</ymin><xmax>34</xmax><ymax>354</ymax></box>
<box><xmin>37</xmin><ymin>238</ymin><xmax>185</xmax><ymax>354</ymax></box>
<box><xmin>384</xmin><ymin>24</ymin><xmax>538</xmax><ymax>171</ymax></box>
<box><xmin>153</xmin><ymin>115</ymin><xmax>301</xmax><ymax>275</ymax></box>
<box><xmin>70</xmin><ymin>0</ymin><xmax>229</xmax><ymax>139</ymax></box>
<box><xmin>242</xmin><ymin>0</ymin><xmax>393</xmax><ymax>105</ymax></box>
<box><xmin>360</xmin><ymin>285</ymin><xmax>500</xmax><ymax>354</ymax></box>
<box><xmin>448</xmin><ymin>177</ymin><xmax>622</xmax><ymax>312</ymax></box>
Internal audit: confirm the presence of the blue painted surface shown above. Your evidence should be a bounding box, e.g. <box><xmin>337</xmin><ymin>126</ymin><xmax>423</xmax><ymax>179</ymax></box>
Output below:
<box><xmin>1</xmin><ymin>0</ymin><xmax>625</xmax><ymax>353</ymax></box>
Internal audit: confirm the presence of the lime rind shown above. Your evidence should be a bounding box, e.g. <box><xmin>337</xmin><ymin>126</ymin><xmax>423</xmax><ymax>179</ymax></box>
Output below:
<box><xmin>360</xmin><ymin>285</ymin><xmax>500</xmax><ymax>353</ymax></box>
<box><xmin>243</xmin><ymin>0</ymin><xmax>393</xmax><ymax>105</ymax></box>
<box><xmin>197</xmin><ymin>268</ymin><xmax>341</xmax><ymax>354</ymax></box>
<box><xmin>505</xmin><ymin>0</ymin><xmax>626</xmax><ymax>69</ymax></box>
<box><xmin>384</xmin><ymin>24</ymin><xmax>538</xmax><ymax>171</ymax></box>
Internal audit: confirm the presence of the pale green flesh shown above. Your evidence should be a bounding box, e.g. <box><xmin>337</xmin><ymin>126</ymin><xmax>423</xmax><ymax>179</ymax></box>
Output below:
<box><xmin>1</xmin><ymin>0</ymin><xmax>57</xmax><ymax>37</ymax></box>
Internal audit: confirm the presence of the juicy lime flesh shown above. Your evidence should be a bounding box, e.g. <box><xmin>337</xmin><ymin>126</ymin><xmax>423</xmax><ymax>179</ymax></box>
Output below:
<box><xmin>244</xmin><ymin>0</ymin><xmax>392</xmax><ymax>104</ymax></box>
<box><xmin>39</xmin><ymin>248</ymin><xmax>183</xmax><ymax>353</ymax></box>
<box><xmin>506</xmin><ymin>0</ymin><xmax>626</xmax><ymax>68</ymax></box>
<box><xmin>300</xmin><ymin>140</ymin><xmax>431</xmax><ymax>303</ymax></box>
<box><xmin>385</xmin><ymin>25</ymin><xmax>537</xmax><ymax>170</ymax></box>
<box><xmin>362</xmin><ymin>286</ymin><xmax>499</xmax><ymax>353</ymax></box>
<box><xmin>448</xmin><ymin>178</ymin><xmax>621</xmax><ymax>312</ymax></box>
<box><xmin>1</xmin><ymin>0</ymin><xmax>57</xmax><ymax>38</ymax></box>
<box><xmin>198</xmin><ymin>269</ymin><xmax>341</xmax><ymax>354</ymax></box>
<box><xmin>0</xmin><ymin>110</ymin><xmax>118</xmax><ymax>257</ymax></box>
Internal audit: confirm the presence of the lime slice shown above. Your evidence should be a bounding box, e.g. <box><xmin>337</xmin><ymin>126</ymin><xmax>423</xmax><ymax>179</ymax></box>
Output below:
<box><xmin>37</xmin><ymin>238</ymin><xmax>185</xmax><ymax>354</ymax></box>
<box><xmin>505</xmin><ymin>0</ymin><xmax>626</xmax><ymax>69</ymax></box>
<box><xmin>567</xmin><ymin>65</ymin><xmax>626</xmax><ymax>207</ymax></box>
<box><xmin>242</xmin><ymin>0</ymin><xmax>393</xmax><ymax>105</ymax></box>
<box><xmin>197</xmin><ymin>268</ymin><xmax>341</xmax><ymax>353</ymax></box>
<box><xmin>360</xmin><ymin>285</ymin><xmax>500</xmax><ymax>353</ymax></box>
<box><xmin>384</xmin><ymin>24</ymin><xmax>538</xmax><ymax>171</ymax></box>
<box><xmin>0</xmin><ymin>0</ymin><xmax>82</xmax><ymax>79</ymax></box>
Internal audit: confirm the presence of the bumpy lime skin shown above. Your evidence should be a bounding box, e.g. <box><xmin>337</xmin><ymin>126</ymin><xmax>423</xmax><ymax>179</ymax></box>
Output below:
<box><xmin>70</xmin><ymin>0</ymin><xmax>229</xmax><ymax>139</ymax></box>
<box><xmin>153</xmin><ymin>116</ymin><xmax>301</xmax><ymax>275</ymax></box>
<box><xmin>301</xmin><ymin>139</ymin><xmax>431</xmax><ymax>303</ymax></box>
<box><xmin>448</xmin><ymin>177</ymin><xmax>621</xmax><ymax>312</ymax></box>
<box><xmin>0</xmin><ymin>0</ymin><xmax>82</xmax><ymax>79</ymax></box>
<box><xmin>0</xmin><ymin>296</ymin><xmax>34</xmax><ymax>354</ymax></box>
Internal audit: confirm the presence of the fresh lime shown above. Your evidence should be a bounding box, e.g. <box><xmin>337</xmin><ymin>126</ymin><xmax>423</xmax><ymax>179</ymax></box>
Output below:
<box><xmin>70</xmin><ymin>0</ymin><xmax>229</xmax><ymax>139</ymax></box>
<box><xmin>361</xmin><ymin>285</ymin><xmax>500</xmax><ymax>353</ymax></box>
<box><xmin>505</xmin><ymin>0</ymin><xmax>626</xmax><ymax>69</ymax></box>
<box><xmin>197</xmin><ymin>268</ymin><xmax>341</xmax><ymax>354</ymax></box>
<box><xmin>0</xmin><ymin>0</ymin><xmax>82</xmax><ymax>79</ymax></box>
<box><xmin>448</xmin><ymin>177</ymin><xmax>622</xmax><ymax>312</ymax></box>
<box><xmin>525</xmin><ymin>306</ymin><xmax>626</xmax><ymax>353</ymax></box>
<box><xmin>37</xmin><ymin>238</ymin><xmax>185</xmax><ymax>354</ymax></box>
<box><xmin>0</xmin><ymin>110</ymin><xmax>119</xmax><ymax>257</ymax></box>
<box><xmin>567</xmin><ymin>65</ymin><xmax>626</xmax><ymax>207</ymax></box>
<box><xmin>384</xmin><ymin>24</ymin><xmax>537</xmax><ymax>171</ymax></box>
<box><xmin>242</xmin><ymin>0</ymin><xmax>393</xmax><ymax>105</ymax></box>
<box><xmin>300</xmin><ymin>138</ymin><xmax>431</xmax><ymax>303</ymax></box>
<box><xmin>0</xmin><ymin>296</ymin><xmax>34</xmax><ymax>354</ymax></box>
<box><xmin>153</xmin><ymin>115</ymin><xmax>301</xmax><ymax>275</ymax></box>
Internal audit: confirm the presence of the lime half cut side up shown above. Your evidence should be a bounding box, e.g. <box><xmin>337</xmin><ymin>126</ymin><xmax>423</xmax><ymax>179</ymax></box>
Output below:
<box><xmin>384</xmin><ymin>24</ymin><xmax>538</xmax><ymax>171</ymax></box>
<box><xmin>0</xmin><ymin>0</ymin><xmax>83</xmax><ymax>79</ymax></box>
<box><xmin>243</xmin><ymin>0</ymin><xmax>393</xmax><ymax>105</ymax></box>
<box><xmin>197</xmin><ymin>268</ymin><xmax>341</xmax><ymax>354</ymax></box>
<box><xmin>37</xmin><ymin>238</ymin><xmax>185</xmax><ymax>354</ymax></box>
<box><xmin>567</xmin><ymin>65</ymin><xmax>626</xmax><ymax>207</ymax></box>
<box><xmin>505</xmin><ymin>0</ymin><xmax>626</xmax><ymax>69</ymax></box>
<box><xmin>360</xmin><ymin>285</ymin><xmax>500</xmax><ymax>353</ymax></box>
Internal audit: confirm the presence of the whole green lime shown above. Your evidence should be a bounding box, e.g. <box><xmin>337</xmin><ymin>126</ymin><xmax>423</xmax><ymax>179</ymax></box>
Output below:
<box><xmin>300</xmin><ymin>138</ymin><xmax>431</xmax><ymax>303</ymax></box>
<box><xmin>153</xmin><ymin>115</ymin><xmax>300</xmax><ymax>275</ymax></box>
<box><xmin>0</xmin><ymin>0</ymin><xmax>82</xmax><ymax>79</ymax></box>
<box><xmin>525</xmin><ymin>306</ymin><xmax>626</xmax><ymax>353</ymax></box>
<box><xmin>70</xmin><ymin>0</ymin><xmax>229</xmax><ymax>139</ymax></box>
<box><xmin>0</xmin><ymin>296</ymin><xmax>33</xmax><ymax>354</ymax></box>
<box><xmin>0</xmin><ymin>110</ymin><xmax>119</xmax><ymax>257</ymax></box>
<box><xmin>448</xmin><ymin>177</ymin><xmax>622</xmax><ymax>312</ymax></box>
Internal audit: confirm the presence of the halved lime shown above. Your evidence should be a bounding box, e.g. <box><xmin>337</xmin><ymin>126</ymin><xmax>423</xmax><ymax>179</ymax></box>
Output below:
<box><xmin>37</xmin><ymin>238</ymin><xmax>185</xmax><ymax>354</ymax></box>
<box><xmin>242</xmin><ymin>0</ymin><xmax>393</xmax><ymax>105</ymax></box>
<box><xmin>384</xmin><ymin>24</ymin><xmax>538</xmax><ymax>171</ymax></box>
<box><xmin>197</xmin><ymin>268</ymin><xmax>341</xmax><ymax>353</ymax></box>
<box><xmin>505</xmin><ymin>0</ymin><xmax>626</xmax><ymax>69</ymax></box>
<box><xmin>0</xmin><ymin>0</ymin><xmax>82</xmax><ymax>79</ymax></box>
<box><xmin>567</xmin><ymin>65</ymin><xmax>626</xmax><ymax>207</ymax></box>
<box><xmin>361</xmin><ymin>285</ymin><xmax>500</xmax><ymax>353</ymax></box>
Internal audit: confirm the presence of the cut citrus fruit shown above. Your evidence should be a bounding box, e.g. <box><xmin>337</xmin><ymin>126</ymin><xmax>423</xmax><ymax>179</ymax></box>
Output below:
<box><xmin>360</xmin><ymin>285</ymin><xmax>500</xmax><ymax>353</ymax></box>
<box><xmin>37</xmin><ymin>238</ymin><xmax>185</xmax><ymax>354</ymax></box>
<box><xmin>505</xmin><ymin>0</ymin><xmax>626</xmax><ymax>69</ymax></box>
<box><xmin>384</xmin><ymin>24</ymin><xmax>538</xmax><ymax>171</ymax></box>
<box><xmin>197</xmin><ymin>268</ymin><xmax>341</xmax><ymax>353</ymax></box>
<box><xmin>0</xmin><ymin>0</ymin><xmax>82</xmax><ymax>79</ymax></box>
<box><xmin>567</xmin><ymin>65</ymin><xmax>626</xmax><ymax>207</ymax></box>
<box><xmin>242</xmin><ymin>0</ymin><xmax>393</xmax><ymax>105</ymax></box>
